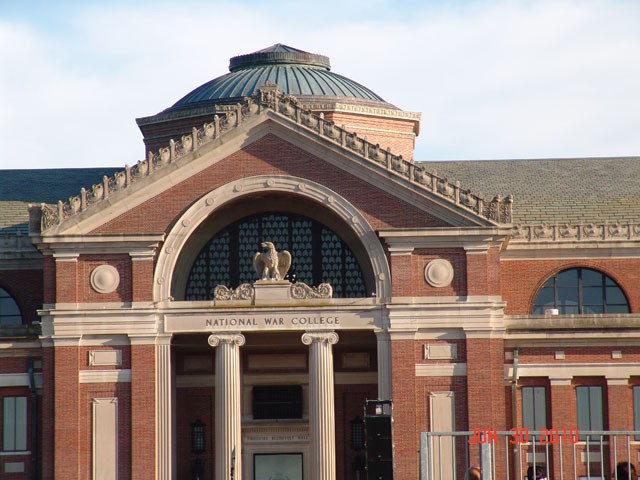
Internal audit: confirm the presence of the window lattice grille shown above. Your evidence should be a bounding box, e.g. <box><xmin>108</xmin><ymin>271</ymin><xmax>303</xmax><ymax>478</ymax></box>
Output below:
<box><xmin>185</xmin><ymin>212</ymin><xmax>367</xmax><ymax>299</ymax></box>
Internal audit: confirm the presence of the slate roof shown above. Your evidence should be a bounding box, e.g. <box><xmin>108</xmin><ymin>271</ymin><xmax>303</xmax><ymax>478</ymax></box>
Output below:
<box><xmin>0</xmin><ymin>168</ymin><xmax>119</xmax><ymax>234</ymax></box>
<box><xmin>1</xmin><ymin>157</ymin><xmax>638</xmax><ymax>235</ymax></box>
<box><xmin>418</xmin><ymin>156</ymin><xmax>640</xmax><ymax>224</ymax></box>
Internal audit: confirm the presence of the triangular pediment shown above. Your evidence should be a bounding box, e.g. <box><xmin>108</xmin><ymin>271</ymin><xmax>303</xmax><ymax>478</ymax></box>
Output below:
<box><xmin>32</xmin><ymin>88</ymin><xmax>512</xmax><ymax>236</ymax></box>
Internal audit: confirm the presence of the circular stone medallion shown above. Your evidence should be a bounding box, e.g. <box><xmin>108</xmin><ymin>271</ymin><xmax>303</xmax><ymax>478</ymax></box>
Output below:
<box><xmin>424</xmin><ymin>259</ymin><xmax>454</xmax><ymax>288</ymax></box>
<box><xmin>90</xmin><ymin>265</ymin><xmax>120</xmax><ymax>294</ymax></box>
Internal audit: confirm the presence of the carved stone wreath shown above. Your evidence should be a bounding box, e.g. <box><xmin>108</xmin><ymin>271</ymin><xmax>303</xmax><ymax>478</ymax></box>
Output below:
<box><xmin>290</xmin><ymin>282</ymin><xmax>333</xmax><ymax>299</ymax></box>
<box><xmin>90</xmin><ymin>265</ymin><xmax>120</xmax><ymax>294</ymax></box>
<box><xmin>213</xmin><ymin>283</ymin><xmax>254</xmax><ymax>301</ymax></box>
<box><xmin>424</xmin><ymin>259</ymin><xmax>454</xmax><ymax>288</ymax></box>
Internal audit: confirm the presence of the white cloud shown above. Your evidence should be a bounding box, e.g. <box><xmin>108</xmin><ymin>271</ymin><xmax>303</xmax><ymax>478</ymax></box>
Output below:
<box><xmin>0</xmin><ymin>0</ymin><xmax>639</xmax><ymax>169</ymax></box>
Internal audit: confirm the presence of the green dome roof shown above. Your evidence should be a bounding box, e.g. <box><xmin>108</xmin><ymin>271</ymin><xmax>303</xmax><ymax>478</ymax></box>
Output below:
<box><xmin>165</xmin><ymin>44</ymin><xmax>396</xmax><ymax>112</ymax></box>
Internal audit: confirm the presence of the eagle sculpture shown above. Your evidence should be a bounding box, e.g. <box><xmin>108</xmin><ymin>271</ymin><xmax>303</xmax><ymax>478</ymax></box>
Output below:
<box><xmin>253</xmin><ymin>242</ymin><xmax>292</xmax><ymax>281</ymax></box>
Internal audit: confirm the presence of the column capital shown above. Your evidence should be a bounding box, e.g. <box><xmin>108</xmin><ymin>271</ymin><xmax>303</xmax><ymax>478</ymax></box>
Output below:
<box><xmin>207</xmin><ymin>333</ymin><xmax>245</xmax><ymax>347</ymax></box>
<box><xmin>302</xmin><ymin>331</ymin><xmax>339</xmax><ymax>346</ymax></box>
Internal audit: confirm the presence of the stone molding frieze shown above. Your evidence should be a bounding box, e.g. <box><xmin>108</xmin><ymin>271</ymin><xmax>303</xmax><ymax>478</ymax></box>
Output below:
<box><xmin>35</xmin><ymin>86</ymin><xmax>512</xmax><ymax>232</ymax></box>
<box><xmin>511</xmin><ymin>222</ymin><xmax>640</xmax><ymax>244</ymax></box>
<box><xmin>213</xmin><ymin>283</ymin><xmax>254</xmax><ymax>301</ymax></box>
<box><xmin>290</xmin><ymin>282</ymin><xmax>333</xmax><ymax>299</ymax></box>
<box><xmin>212</xmin><ymin>281</ymin><xmax>333</xmax><ymax>302</ymax></box>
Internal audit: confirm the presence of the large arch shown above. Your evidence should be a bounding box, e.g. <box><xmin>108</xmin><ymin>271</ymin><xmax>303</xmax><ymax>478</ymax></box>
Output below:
<box><xmin>153</xmin><ymin>175</ymin><xmax>391</xmax><ymax>302</ymax></box>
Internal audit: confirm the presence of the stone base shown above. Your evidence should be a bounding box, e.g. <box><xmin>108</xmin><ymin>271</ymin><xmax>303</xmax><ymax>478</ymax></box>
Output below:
<box><xmin>253</xmin><ymin>280</ymin><xmax>292</xmax><ymax>305</ymax></box>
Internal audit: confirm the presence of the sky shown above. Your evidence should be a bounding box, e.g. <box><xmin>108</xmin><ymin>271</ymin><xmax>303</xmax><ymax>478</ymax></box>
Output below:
<box><xmin>0</xmin><ymin>0</ymin><xmax>639</xmax><ymax>169</ymax></box>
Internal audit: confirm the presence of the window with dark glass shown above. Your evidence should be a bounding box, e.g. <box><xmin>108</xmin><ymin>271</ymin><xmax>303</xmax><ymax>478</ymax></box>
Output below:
<box><xmin>576</xmin><ymin>386</ymin><xmax>604</xmax><ymax>440</ymax></box>
<box><xmin>252</xmin><ymin>385</ymin><xmax>303</xmax><ymax>420</ymax></box>
<box><xmin>185</xmin><ymin>212</ymin><xmax>367</xmax><ymax>299</ymax></box>
<box><xmin>3</xmin><ymin>396</ymin><xmax>27</xmax><ymax>451</ymax></box>
<box><xmin>532</xmin><ymin>268</ymin><xmax>629</xmax><ymax>314</ymax></box>
<box><xmin>522</xmin><ymin>386</ymin><xmax>547</xmax><ymax>437</ymax></box>
<box><xmin>0</xmin><ymin>288</ymin><xmax>22</xmax><ymax>325</ymax></box>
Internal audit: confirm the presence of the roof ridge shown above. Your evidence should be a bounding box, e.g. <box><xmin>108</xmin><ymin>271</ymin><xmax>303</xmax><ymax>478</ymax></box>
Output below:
<box><xmin>35</xmin><ymin>85</ymin><xmax>512</xmax><ymax>232</ymax></box>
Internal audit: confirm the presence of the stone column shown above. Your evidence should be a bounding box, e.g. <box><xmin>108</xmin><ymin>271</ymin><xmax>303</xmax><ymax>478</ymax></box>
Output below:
<box><xmin>208</xmin><ymin>333</ymin><xmax>245</xmax><ymax>480</ymax></box>
<box><xmin>302</xmin><ymin>331</ymin><xmax>339</xmax><ymax>480</ymax></box>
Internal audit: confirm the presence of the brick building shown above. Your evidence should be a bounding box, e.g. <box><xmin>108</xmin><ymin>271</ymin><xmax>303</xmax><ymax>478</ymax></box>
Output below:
<box><xmin>1</xmin><ymin>44</ymin><xmax>639</xmax><ymax>480</ymax></box>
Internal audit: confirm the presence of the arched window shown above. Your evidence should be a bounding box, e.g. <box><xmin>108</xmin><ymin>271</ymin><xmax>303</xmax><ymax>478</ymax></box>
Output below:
<box><xmin>185</xmin><ymin>212</ymin><xmax>368</xmax><ymax>300</ymax></box>
<box><xmin>532</xmin><ymin>268</ymin><xmax>629</xmax><ymax>314</ymax></box>
<box><xmin>0</xmin><ymin>288</ymin><xmax>22</xmax><ymax>325</ymax></box>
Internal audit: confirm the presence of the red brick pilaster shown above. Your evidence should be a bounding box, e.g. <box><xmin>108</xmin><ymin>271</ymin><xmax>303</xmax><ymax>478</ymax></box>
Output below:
<box><xmin>549</xmin><ymin>380</ymin><xmax>575</xmax><ymax>480</ymax></box>
<box><xmin>390</xmin><ymin>253</ymin><xmax>413</xmax><ymax>297</ymax></box>
<box><xmin>466</xmin><ymin>336</ymin><xmax>506</xmax><ymax>472</ymax></box>
<box><xmin>390</xmin><ymin>337</ymin><xmax>418</xmax><ymax>479</ymax></box>
<box><xmin>130</xmin><ymin>340</ymin><xmax>157</xmax><ymax>480</ymax></box>
<box><xmin>606</xmin><ymin>379</ymin><xmax>633</xmax><ymax>472</ymax></box>
<box><xmin>54</xmin><ymin>254</ymin><xmax>79</xmax><ymax>303</ymax></box>
<box><xmin>53</xmin><ymin>341</ymin><xmax>81</xmax><ymax>479</ymax></box>
<box><xmin>40</xmin><ymin>344</ymin><xmax>55</xmax><ymax>479</ymax></box>
<box><xmin>131</xmin><ymin>256</ymin><xmax>154</xmax><ymax>302</ymax></box>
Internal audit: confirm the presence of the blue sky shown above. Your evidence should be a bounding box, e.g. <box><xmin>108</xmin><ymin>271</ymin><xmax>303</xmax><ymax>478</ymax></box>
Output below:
<box><xmin>1</xmin><ymin>0</ymin><xmax>639</xmax><ymax>168</ymax></box>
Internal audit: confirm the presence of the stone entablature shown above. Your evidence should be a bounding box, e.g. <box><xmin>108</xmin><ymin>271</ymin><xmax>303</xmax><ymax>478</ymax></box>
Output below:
<box><xmin>32</xmin><ymin>88</ymin><xmax>512</xmax><ymax>232</ymax></box>
<box><xmin>511</xmin><ymin>222</ymin><xmax>640</xmax><ymax>243</ymax></box>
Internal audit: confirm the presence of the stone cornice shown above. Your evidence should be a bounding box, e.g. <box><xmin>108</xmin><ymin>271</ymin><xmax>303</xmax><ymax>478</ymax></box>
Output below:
<box><xmin>0</xmin><ymin>234</ymin><xmax>42</xmax><ymax>269</ymax></box>
<box><xmin>506</xmin><ymin>313</ymin><xmax>640</xmax><ymax>330</ymax></box>
<box><xmin>31</xmin><ymin>88</ymin><xmax>511</xmax><ymax>234</ymax></box>
<box><xmin>306</xmin><ymin>101</ymin><xmax>421</xmax><ymax>121</ymax></box>
<box><xmin>31</xmin><ymin>233</ymin><xmax>165</xmax><ymax>256</ymax></box>
<box><xmin>378</xmin><ymin>227</ymin><xmax>510</xmax><ymax>253</ymax></box>
<box><xmin>504</xmin><ymin>314</ymin><xmax>640</xmax><ymax>344</ymax></box>
<box><xmin>506</xmin><ymin>363</ymin><xmax>640</xmax><ymax>380</ymax></box>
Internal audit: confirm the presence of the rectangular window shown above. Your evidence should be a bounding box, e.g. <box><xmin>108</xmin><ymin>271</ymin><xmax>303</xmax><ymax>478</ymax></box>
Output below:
<box><xmin>252</xmin><ymin>385</ymin><xmax>303</xmax><ymax>420</ymax></box>
<box><xmin>576</xmin><ymin>386</ymin><xmax>603</xmax><ymax>440</ymax></box>
<box><xmin>522</xmin><ymin>386</ymin><xmax>547</xmax><ymax>437</ymax></box>
<box><xmin>3</xmin><ymin>396</ymin><xmax>27</xmax><ymax>451</ymax></box>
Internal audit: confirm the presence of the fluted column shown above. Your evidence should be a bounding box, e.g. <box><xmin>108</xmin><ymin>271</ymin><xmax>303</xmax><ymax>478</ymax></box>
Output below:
<box><xmin>302</xmin><ymin>331</ymin><xmax>339</xmax><ymax>480</ymax></box>
<box><xmin>208</xmin><ymin>333</ymin><xmax>245</xmax><ymax>480</ymax></box>
<box><xmin>156</xmin><ymin>335</ymin><xmax>173</xmax><ymax>480</ymax></box>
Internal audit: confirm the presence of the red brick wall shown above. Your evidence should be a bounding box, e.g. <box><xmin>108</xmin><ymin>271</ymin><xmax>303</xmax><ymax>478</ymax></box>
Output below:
<box><xmin>391</xmin><ymin>250</ymin><xmax>468</xmax><ymax>298</ymax></box>
<box><xmin>54</xmin><ymin>346</ymin><xmax>80</xmax><ymax>479</ymax></box>
<box><xmin>91</xmin><ymin>134</ymin><xmax>447</xmax><ymax>236</ymax></box>
<box><xmin>55</xmin><ymin>260</ymin><xmax>78</xmax><ymax>303</ymax></box>
<box><xmin>390</xmin><ymin>339</ymin><xmax>418</xmax><ymax>479</ymax></box>
<box><xmin>41</xmin><ymin>347</ymin><xmax>54</xmax><ymax>479</ymax></box>
<box><xmin>132</xmin><ymin>259</ymin><xmax>154</xmax><ymax>302</ymax></box>
<box><xmin>78</xmin><ymin>383</ymin><xmax>132</xmax><ymax>480</ymax></box>
<box><xmin>77</xmin><ymin>254</ymin><xmax>131</xmax><ymax>303</ymax></box>
<box><xmin>322</xmin><ymin>112</ymin><xmax>417</xmax><ymax>161</ymax></box>
<box><xmin>335</xmin><ymin>384</ymin><xmax>377</xmax><ymax>480</ymax></box>
<box><xmin>0</xmin><ymin>269</ymin><xmax>43</xmax><ymax>323</ymax></box>
<box><xmin>501</xmin><ymin>258</ymin><xmax>640</xmax><ymax>314</ymax></box>
<box><xmin>131</xmin><ymin>344</ymin><xmax>156</xmax><ymax>480</ymax></box>
<box><xmin>466</xmin><ymin>247</ymin><xmax>501</xmax><ymax>296</ymax></box>
<box><xmin>175</xmin><ymin>388</ymin><xmax>214</xmax><ymax>480</ymax></box>
<box><xmin>43</xmin><ymin>255</ymin><xmax>55</xmax><ymax>304</ymax></box>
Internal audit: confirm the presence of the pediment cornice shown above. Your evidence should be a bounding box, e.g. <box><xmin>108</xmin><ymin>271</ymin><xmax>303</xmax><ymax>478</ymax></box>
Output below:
<box><xmin>31</xmin><ymin>86</ymin><xmax>512</xmax><ymax>236</ymax></box>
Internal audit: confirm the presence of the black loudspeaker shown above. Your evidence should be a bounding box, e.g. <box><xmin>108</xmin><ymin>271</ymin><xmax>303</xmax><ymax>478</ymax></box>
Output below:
<box><xmin>365</xmin><ymin>415</ymin><xmax>393</xmax><ymax>479</ymax></box>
